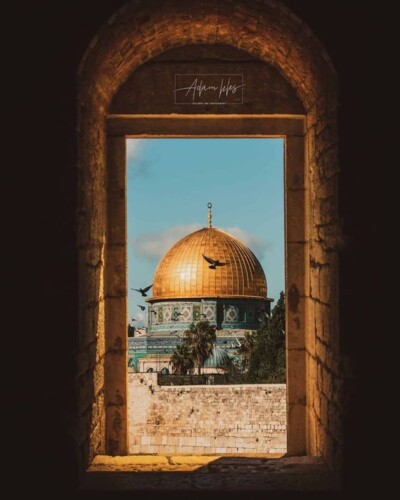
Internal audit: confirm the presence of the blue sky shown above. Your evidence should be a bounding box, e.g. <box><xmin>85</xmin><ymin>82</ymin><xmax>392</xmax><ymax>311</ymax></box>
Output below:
<box><xmin>127</xmin><ymin>138</ymin><xmax>284</xmax><ymax>326</ymax></box>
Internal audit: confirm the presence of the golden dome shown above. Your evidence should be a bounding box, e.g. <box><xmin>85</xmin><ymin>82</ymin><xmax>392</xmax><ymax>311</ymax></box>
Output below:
<box><xmin>151</xmin><ymin>227</ymin><xmax>267</xmax><ymax>300</ymax></box>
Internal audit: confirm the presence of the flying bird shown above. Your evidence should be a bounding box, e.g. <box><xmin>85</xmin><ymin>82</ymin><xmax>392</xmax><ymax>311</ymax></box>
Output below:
<box><xmin>202</xmin><ymin>254</ymin><xmax>227</xmax><ymax>269</ymax></box>
<box><xmin>131</xmin><ymin>284</ymin><xmax>153</xmax><ymax>297</ymax></box>
<box><xmin>137</xmin><ymin>305</ymin><xmax>146</xmax><ymax>311</ymax></box>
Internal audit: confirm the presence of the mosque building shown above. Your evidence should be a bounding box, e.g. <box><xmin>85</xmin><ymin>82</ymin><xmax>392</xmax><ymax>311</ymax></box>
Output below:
<box><xmin>128</xmin><ymin>204</ymin><xmax>272</xmax><ymax>373</ymax></box>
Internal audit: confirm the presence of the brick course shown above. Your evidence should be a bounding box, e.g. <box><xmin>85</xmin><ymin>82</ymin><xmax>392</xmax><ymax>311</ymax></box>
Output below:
<box><xmin>76</xmin><ymin>0</ymin><xmax>344</xmax><ymax>478</ymax></box>
<box><xmin>128</xmin><ymin>374</ymin><xmax>287</xmax><ymax>454</ymax></box>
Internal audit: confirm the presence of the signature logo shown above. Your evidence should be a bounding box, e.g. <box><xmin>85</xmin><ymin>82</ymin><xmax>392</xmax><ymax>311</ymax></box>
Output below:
<box><xmin>174</xmin><ymin>74</ymin><xmax>245</xmax><ymax>105</ymax></box>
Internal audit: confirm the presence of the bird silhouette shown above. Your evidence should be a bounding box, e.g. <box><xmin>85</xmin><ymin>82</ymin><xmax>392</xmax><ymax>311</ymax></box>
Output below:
<box><xmin>131</xmin><ymin>284</ymin><xmax>153</xmax><ymax>296</ymax></box>
<box><xmin>202</xmin><ymin>254</ymin><xmax>227</xmax><ymax>269</ymax></box>
<box><xmin>137</xmin><ymin>305</ymin><xmax>146</xmax><ymax>311</ymax></box>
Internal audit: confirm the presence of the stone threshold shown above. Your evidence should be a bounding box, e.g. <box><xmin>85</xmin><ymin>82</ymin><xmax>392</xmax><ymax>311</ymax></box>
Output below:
<box><xmin>81</xmin><ymin>454</ymin><xmax>339</xmax><ymax>492</ymax></box>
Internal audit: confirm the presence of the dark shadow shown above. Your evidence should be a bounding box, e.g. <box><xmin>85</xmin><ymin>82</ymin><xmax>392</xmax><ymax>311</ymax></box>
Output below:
<box><xmin>79</xmin><ymin>456</ymin><xmax>339</xmax><ymax>496</ymax></box>
<box><xmin>216</xmin><ymin>303</ymin><xmax>224</xmax><ymax>330</ymax></box>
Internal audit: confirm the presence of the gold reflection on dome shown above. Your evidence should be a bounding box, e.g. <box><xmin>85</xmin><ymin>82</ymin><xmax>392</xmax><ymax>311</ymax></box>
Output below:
<box><xmin>151</xmin><ymin>227</ymin><xmax>267</xmax><ymax>300</ymax></box>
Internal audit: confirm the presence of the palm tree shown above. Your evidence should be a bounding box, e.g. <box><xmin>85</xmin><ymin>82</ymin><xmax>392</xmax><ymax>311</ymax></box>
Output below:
<box><xmin>170</xmin><ymin>343</ymin><xmax>194</xmax><ymax>375</ymax></box>
<box><xmin>183</xmin><ymin>321</ymin><xmax>216</xmax><ymax>374</ymax></box>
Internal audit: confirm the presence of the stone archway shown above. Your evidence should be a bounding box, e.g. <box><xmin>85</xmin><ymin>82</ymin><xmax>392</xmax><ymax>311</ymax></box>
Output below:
<box><xmin>77</xmin><ymin>0</ymin><xmax>341</xmax><ymax>475</ymax></box>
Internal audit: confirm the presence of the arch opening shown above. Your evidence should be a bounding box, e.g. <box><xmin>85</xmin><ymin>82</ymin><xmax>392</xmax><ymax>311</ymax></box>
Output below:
<box><xmin>77</xmin><ymin>0</ymin><xmax>341</xmax><ymax>478</ymax></box>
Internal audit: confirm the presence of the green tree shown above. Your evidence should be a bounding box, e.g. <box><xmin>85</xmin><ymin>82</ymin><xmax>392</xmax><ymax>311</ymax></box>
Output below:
<box><xmin>237</xmin><ymin>332</ymin><xmax>255</xmax><ymax>373</ymax></box>
<box><xmin>170</xmin><ymin>343</ymin><xmax>195</xmax><ymax>375</ymax></box>
<box><xmin>247</xmin><ymin>292</ymin><xmax>286</xmax><ymax>383</ymax></box>
<box><xmin>183</xmin><ymin>321</ymin><xmax>216</xmax><ymax>374</ymax></box>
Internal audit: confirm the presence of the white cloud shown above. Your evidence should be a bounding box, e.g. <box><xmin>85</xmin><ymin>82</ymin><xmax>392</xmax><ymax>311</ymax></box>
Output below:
<box><xmin>127</xmin><ymin>139</ymin><xmax>144</xmax><ymax>161</ymax></box>
<box><xmin>126</xmin><ymin>139</ymin><xmax>151</xmax><ymax>177</ymax></box>
<box><xmin>222</xmin><ymin>226</ymin><xmax>271</xmax><ymax>261</ymax></box>
<box><xmin>133</xmin><ymin>223</ymin><xmax>203</xmax><ymax>261</ymax></box>
<box><xmin>135</xmin><ymin>310</ymin><xmax>146</xmax><ymax>322</ymax></box>
<box><xmin>133</xmin><ymin>223</ymin><xmax>270</xmax><ymax>262</ymax></box>
<box><xmin>129</xmin><ymin>308</ymin><xmax>147</xmax><ymax>327</ymax></box>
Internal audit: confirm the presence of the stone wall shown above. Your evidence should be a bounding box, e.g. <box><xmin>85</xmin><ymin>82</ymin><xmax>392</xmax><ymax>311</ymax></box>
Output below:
<box><xmin>305</xmin><ymin>64</ymin><xmax>343</xmax><ymax>475</ymax></box>
<box><xmin>128</xmin><ymin>373</ymin><xmax>286</xmax><ymax>454</ymax></box>
<box><xmin>77</xmin><ymin>0</ymin><xmax>343</xmax><ymax>473</ymax></box>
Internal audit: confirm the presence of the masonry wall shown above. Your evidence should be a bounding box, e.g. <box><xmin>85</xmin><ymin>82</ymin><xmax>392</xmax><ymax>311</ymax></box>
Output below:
<box><xmin>15</xmin><ymin>0</ymin><xmax>384</xmax><ymax>493</ymax></box>
<box><xmin>128</xmin><ymin>373</ymin><xmax>287</xmax><ymax>454</ymax></box>
<box><xmin>76</xmin><ymin>0</ymin><xmax>343</xmax><ymax>472</ymax></box>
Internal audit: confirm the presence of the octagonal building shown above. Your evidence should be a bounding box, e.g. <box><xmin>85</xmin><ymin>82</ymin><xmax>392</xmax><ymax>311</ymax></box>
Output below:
<box><xmin>129</xmin><ymin>204</ymin><xmax>273</xmax><ymax>373</ymax></box>
<box><xmin>147</xmin><ymin>205</ymin><xmax>272</xmax><ymax>334</ymax></box>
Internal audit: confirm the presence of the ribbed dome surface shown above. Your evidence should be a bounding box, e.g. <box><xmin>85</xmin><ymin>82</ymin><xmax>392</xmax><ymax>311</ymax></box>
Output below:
<box><xmin>152</xmin><ymin>227</ymin><xmax>267</xmax><ymax>300</ymax></box>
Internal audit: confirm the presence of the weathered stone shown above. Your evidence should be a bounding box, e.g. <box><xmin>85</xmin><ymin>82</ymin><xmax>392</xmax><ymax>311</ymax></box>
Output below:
<box><xmin>77</xmin><ymin>0</ymin><xmax>341</xmax><ymax>476</ymax></box>
<box><xmin>286</xmin><ymin>189</ymin><xmax>307</xmax><ymax>243</ymax></box>
<box><xmin>128</xmin><ymin>373</ymin><xmax>286</xmax><ymax>454</ymax></box>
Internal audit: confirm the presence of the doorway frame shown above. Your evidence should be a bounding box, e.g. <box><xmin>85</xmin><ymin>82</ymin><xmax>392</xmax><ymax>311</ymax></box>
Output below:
<box><xmin>104</xmin><ymin>114</ymin><xmax>307</xmax><ymax>456</ymax></box>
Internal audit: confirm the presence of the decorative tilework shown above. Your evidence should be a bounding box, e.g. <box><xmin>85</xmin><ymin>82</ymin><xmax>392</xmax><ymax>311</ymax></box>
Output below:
<box><xmin>147</xmin><ymin>299</ymin><xmax>266</xmax><ymax>333</ymax></box>
<box><xmin>173</xmin><ymin>306</ymin><xmax>180</xmax><ymax>321</ymax></box>
<box><xmin>163</xmin><ymin>307</ymin><xmax>172</xmax><ymax>322</ymax></box>
<box><xmin>226</xmin><ymin>305</ymin><xmax>238</xmax><ymax>322</ymax></box>
<box><xmin>203</xmin><ymin>304</ymin><xmax>216</xmax><ymax>321</ymax></box>
<box><xmin>193</xmin><ymin>305</ymin><xmax>201</xmax><ymax>322</ymax></box>
<box><xmin>181</xmin><ymin>305</ymin><xmax>191</xmax><ymax>322</ymax></box>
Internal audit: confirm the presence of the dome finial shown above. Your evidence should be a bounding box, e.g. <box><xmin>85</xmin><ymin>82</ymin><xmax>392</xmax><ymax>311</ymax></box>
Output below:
<box><xmin>207</xmin><ymin>202</ymin><xmax>212</xmax><ymax>228</ymax></box>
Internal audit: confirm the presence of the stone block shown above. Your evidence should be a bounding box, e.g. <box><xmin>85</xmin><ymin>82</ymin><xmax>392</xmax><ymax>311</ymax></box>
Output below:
<box><xmin>286</xmin><ymin>136</ymin><xmax>305</xmax><ymax>190</ymax></box>
<box><xmin>287</xmin><ymin>349</ymin><xmax>306</xmax><ymax>403</ymax></box>
<box><xmin>286</xmin><ymin>189</ymin><xmax>306</xmax><ymax>243</ymax></box>
<box><xmin>196</xmin><ymin>436</ymin><xmax>211</xmax><ymax>447</ymax></box>
<box><xmin>286</xmin><ymin>242</ymin><xmax>307</xmax><ymax>295</ymax></box>
<box><xmin>320</xmin><ymin>394</ymin><xmax>329</xmax><ymax>427</ymax></box>
<box><xmin>316</xmin><ymin>338</ymin><xmax>327</xmax><ymax>365</ymax></box>
<box><xmin>287</xmin><ymin>403</ymin><xmax>306</xmax><ymax>455</ymax></box>
<box><xmin>105</xmin><ymin>246</ymin><xmax>126</xmax><ymax>297</ymax></box>
<box><xmin>107</xmin><ymin>189</ymin><xmax>126</xmax><ymax>245</ymax></box>
<box><xmin>128</xmin><ymin>373</ymin><xmax>287</xmax><ymax>454</ymax></box>
<box><xmin>322</xmin><ymin>367</ymin><xmax>333</xmax><ymax>399</ymax></box>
